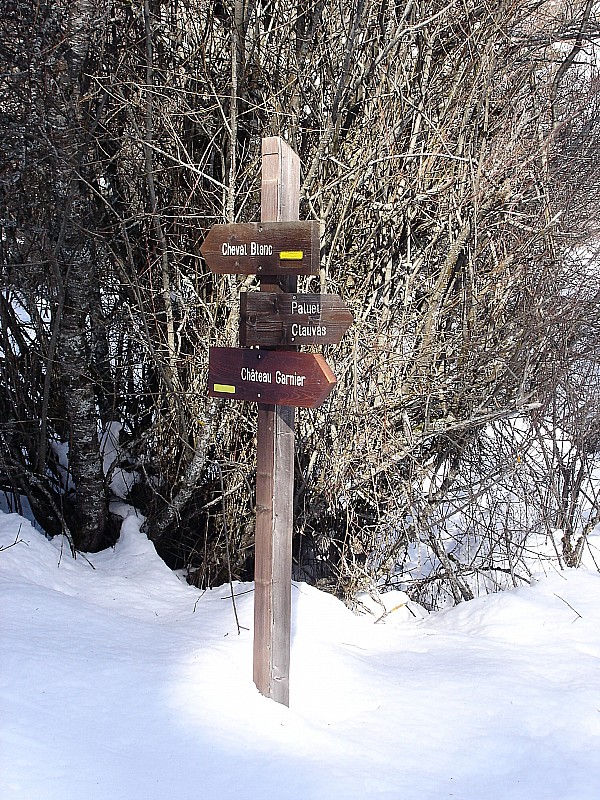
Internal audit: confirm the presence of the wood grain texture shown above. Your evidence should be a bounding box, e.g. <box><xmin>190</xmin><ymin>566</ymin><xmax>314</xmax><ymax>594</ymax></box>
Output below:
<box><xmin>239</xmin><ymin>292</ymin><xmax>353</xmax><ymax>346</ymax></box>
<box><xmin>208</xmin><ymin>347</ymin><xmax>336</xmax><ymax>407</ymax></box>
<box><xmin>200</xmin><ymin>221</ymin><xmax>320</xmax><ymax>275</ymax></box>
<box><xmin>253</xmin><ymin>136</ymin><xmax>300</xmax><ymax>707</ymax></box>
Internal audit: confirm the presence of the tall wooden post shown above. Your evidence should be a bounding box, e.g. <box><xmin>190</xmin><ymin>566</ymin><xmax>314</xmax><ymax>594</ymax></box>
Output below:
<box><xmin>253</xmin><ymin>137</ymin><xmax>299</xmax><ymax>705</ymax></box>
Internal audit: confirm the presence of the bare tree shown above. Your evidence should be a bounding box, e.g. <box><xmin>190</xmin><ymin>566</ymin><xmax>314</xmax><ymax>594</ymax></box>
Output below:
<box><xmin>1</xmin><ymin>1</ymin><xmax>598</xmax><ymax>604</ymax></box>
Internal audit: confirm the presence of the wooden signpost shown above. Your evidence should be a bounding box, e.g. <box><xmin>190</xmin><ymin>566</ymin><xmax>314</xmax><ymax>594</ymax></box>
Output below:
<box><xmin>203</xmin><ymin>136</ymin><xmax>352</xmax><ymax>707</ymax></box>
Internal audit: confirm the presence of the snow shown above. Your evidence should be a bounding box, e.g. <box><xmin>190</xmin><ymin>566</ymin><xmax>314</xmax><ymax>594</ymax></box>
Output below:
<box><xmin>100</xmin><ymin>422</ymin><xmax>136</xmax><ymax>500</ymax></box>
<box><xmin>2</xmin><ymin>510</ymin><xmax>600</xmax><ymax>799</ymax></box>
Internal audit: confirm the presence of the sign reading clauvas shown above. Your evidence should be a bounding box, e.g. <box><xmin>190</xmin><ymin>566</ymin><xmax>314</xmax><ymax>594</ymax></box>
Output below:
<box><xmin>239</xmin><ymin>292</ymin><xmax>353</xmax><ymax>348</ymax></box>
<box><xmin>289</xmin><ymin>297</ymin><xmax>326</xmax><ymax>339</ymax></box>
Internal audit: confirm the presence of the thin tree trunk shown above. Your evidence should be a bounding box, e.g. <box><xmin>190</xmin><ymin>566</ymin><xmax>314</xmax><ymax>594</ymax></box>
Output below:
<box><xmin>57</xmin><ymin>0</ymin><xmax>109</xmax><ymax>551</ymax></box>
<box><xmin>59</xmin><ymin>239</ymin><xmax>108</xmax><ymax>552</ymax></box>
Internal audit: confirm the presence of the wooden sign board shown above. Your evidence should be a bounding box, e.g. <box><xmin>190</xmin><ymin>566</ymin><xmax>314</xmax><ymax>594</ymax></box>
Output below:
<box><xmin>200</xmin><ymin>221</ymin><xmax>320</xmax><ymax>275</ymax></box>
<box><xmin>239</xmin><ymin>292</ymin><xmax>353</xmax><ymax>347</ymax></box>
<box><xmin>208</xmin><ymin>347</ymin><xmax>336</xmax><ymax>408</ymax></box>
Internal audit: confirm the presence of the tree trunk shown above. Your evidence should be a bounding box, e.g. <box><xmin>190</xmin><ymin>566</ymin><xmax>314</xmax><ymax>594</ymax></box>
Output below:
<box><xmin>59</xmin><ymin>236</ymin><xmax>109</xmax><ymax>552</ymax></box>
<box><xmin>56</xmin><ymin>0</ymin><xmax>110</xmax><ymax>551</ymax></box>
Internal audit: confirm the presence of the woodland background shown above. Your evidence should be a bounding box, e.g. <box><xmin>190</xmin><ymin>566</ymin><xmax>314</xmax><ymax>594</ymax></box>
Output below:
<box><xmin>1</xmin><ymin>0</ymin><xmax>599</xmax><ymax>608</ymax></box>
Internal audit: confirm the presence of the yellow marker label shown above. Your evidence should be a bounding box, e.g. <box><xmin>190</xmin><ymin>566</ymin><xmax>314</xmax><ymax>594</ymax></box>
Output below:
<box><xmin>279</xmin><ymin>250</ymin><xmax>303</xmax><ymax>260</ymax></box>
<box><xmin>214</xmin><ymin>383</ymin><xmax>235</xmax><ymax>394</ymax></box>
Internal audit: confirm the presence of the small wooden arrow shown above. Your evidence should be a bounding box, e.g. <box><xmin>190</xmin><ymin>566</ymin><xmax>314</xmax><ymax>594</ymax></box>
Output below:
<box><xmin>239</xmin><ymin>292</ymin><xmax>353</xmax><ymax>347</ymax></box>
<box><xmin>208</xmin><ymin>347</ymin><xmax>336</xmax><ymax>408</ymax></box>
<box><xmin>200</xmin><ymin>221</ymin><xmax>320</xmax><ymax>275</ymax></box>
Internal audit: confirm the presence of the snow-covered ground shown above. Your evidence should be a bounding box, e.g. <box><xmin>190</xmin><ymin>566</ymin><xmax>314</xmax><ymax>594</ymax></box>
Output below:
<box><xmin>1</xmin><ymin>509</ymin><xmax>600</xmax><ymax>800</ymax></box>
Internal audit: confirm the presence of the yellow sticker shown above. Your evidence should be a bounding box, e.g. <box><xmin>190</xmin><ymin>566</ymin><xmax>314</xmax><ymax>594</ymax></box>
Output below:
<box><xmin>279</xmin><ymin>250</ymin><xmax>303</xmax><ymax>260</ymax></box>
<box><xmin>214</xmin><ymin>383</ymin><xmax>235</xmax><ymax>394</ymax></box>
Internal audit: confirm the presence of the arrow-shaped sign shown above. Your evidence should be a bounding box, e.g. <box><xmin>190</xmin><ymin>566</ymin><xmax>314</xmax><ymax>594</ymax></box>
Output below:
<box><xmin>208</xmin><ymin>347</ymin><xmax>336</xmax><ymax>408</ymax></box>
<box><xmin>200</xmin><ymin>221</ymin><xmax>320</xmax><ymax>275</ymax></box>
<box><xmin>239</xmin><ymin>292</ymin><xmax>353</xmax><ymax>347</ymax></box>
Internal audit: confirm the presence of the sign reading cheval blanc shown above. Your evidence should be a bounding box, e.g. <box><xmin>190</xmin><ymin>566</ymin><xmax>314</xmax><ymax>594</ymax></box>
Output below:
<box><xmin>208</xmin><ymin>347</ymin><xmax>336</xmax><ymax>408</ymax></box>
<box><xmin>200</xmin><ymin>221</ymin><xmax>320</xmax><ymax>275</ymax></box>
<box><xmin>239</xmin><ymin>292</ymin><xmax>354</xmax><ymax>347</ymax></box>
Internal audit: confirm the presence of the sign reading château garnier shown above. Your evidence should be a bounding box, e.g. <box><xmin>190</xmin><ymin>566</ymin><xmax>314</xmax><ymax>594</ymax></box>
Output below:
<box><xmin>239</xmin><ymin>292</ymin><xmax>354</xmax><ymax>347</ymax></box>
<box><xmin>200</xmin><ymin>221</ymin><xmax>320</xmax><ymax>275</ymax></box>
<box><xmin>208</xmin><ymin>347</ymin><xmax>336</xmax><ymax>408</ymax></box>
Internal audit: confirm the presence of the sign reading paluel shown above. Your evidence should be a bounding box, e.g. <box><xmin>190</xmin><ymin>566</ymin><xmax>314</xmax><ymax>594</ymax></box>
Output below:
<box><xmin>200</xmin><ymin>221</ymin><xmax>320</xmax><ymax>275</ymax></box>
<box><xmin>208</xmin><ymin>348</ymin><xmax>336</xmax><ymax>408</ymax></box>
<box><xmin>239</xmin><ymin>292</ymin><xmax>353</xmax><ymax>347</ymax></box>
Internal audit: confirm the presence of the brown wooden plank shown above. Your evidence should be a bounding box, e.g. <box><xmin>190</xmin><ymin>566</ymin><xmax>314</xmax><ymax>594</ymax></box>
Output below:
<box><xmin>208</xmin><ymin>347</ymin><xmax>336</xmax><ymax>408</ymax></box>
<box><xmin>253</xmin><ymin>136</ymin><xmax>300</xmax><ymax>707</ymax></box>
<box><xmin>253</xmin><ymin>403</ymin><xmax>276</xmax><ymax>701</ymax></box>
<box><xmin>239</xmin><ymin>292</ymin><xmax>353</xmax><ymax>347</ymax></box>
<box><xmin>200</xmin><ymin>221</ymin><xmax>320</xmax><ymax>275</ymax></box>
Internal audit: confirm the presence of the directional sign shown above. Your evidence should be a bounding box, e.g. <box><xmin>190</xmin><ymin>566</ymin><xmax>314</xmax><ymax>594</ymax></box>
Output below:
<box><xmin>200</xmin><ymin>221</ymin><xmax>320</xmax><ymax>275</ymax></box>
<box><xmin>239</xmin><ymin>292</ymin><xmax>354</xmax><ymax>347</ymax></box>
<box><xmin>208</xmin><ymin>347</ymin><xmax>336</xmax><ymax>408</ymax></box>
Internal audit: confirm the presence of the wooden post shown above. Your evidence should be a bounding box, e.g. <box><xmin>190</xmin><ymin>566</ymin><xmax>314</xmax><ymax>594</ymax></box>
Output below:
<box><xmin>253</xmin><ymin>136</ymin><xmax>299</xmax><ymax>705</ymax></box>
